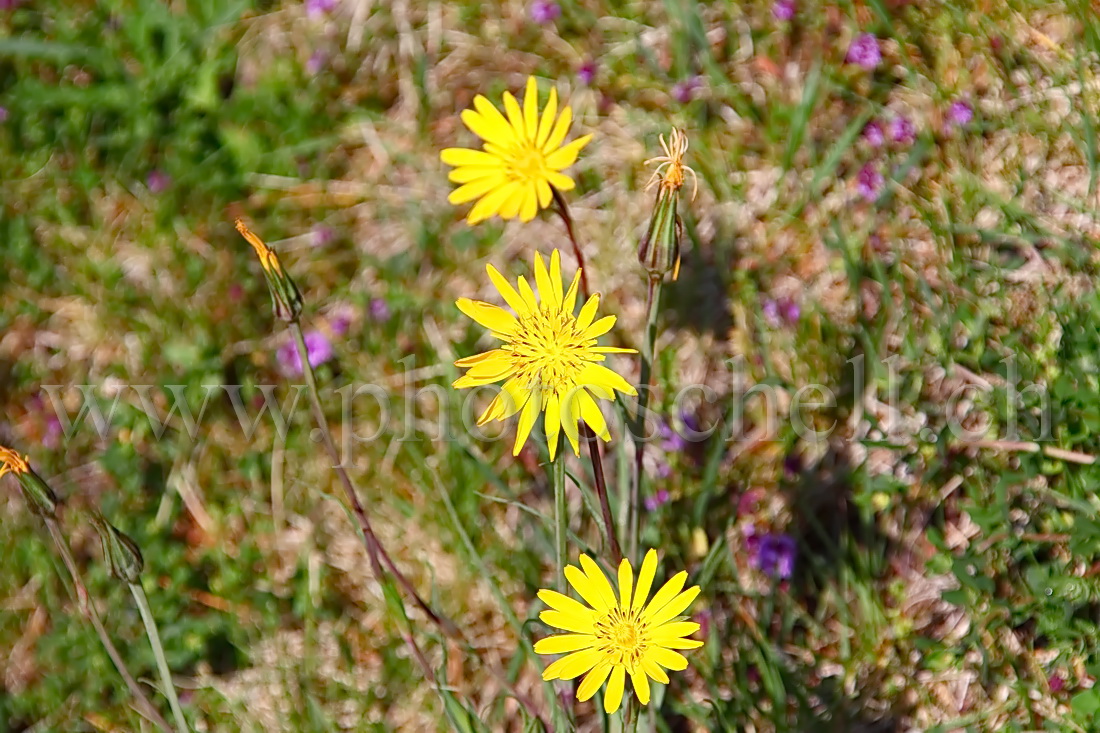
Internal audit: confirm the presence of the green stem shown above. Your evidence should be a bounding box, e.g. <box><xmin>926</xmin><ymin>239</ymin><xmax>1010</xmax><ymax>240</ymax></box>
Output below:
<box><xmin>630</xmin><ymin>278</ymin><xmax>662</xmax><ymax>562</ymax></box>
<box><xmin>130</xmin><ymin>582</ymin><xmax>190</xmax><ymax>733</ymax></box>
<box><xmin>553</xmin><ymin>442</ymin><xmax>568</xmax><ymax>589</ymax></box>
<box><xmin>581</xmin><ymin>423</ymin><xmax>621</xmax><ymax>562</ymax></box>
<box><xmin>43</xmin><ymin>518</ymin><xmax>172</xmax><ymax>733</ymax></box>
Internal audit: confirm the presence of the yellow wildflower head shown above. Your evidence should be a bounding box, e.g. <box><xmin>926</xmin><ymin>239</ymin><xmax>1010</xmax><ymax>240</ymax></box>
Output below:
<box><xmin>452</xmin><ymin>250</ymin><xmax>636</xmax><ymax>459</ymax></box>
<box><xmin>441</xmin><ymin>76</ymin><xmax>592</xmax><ymax>225</ymax></box>
<box><xmin>0</xmin><ymin>446</ymin><xmax>30</xmax><ymax>481</ymax></box>
<box><xmin>644</xmin><ymin>128</ymin><xmax>697</xmax><ymax>201</ymax></box>
<box><xmin>235</xmin><ymin>218</ymin><xmax>283</xmax><ymax>276</ymax></box>
<box><xmin>235</xmin><ymin>218</ymin><xmax>304</xmax><ymax>323</ymax></box>
<box><xmin>535</xmin><ymin>550</ymin><xmax>703</xmax><ymax>714</ymax></box>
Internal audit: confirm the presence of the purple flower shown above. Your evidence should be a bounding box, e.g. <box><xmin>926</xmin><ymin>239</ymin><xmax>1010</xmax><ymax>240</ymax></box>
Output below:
<box><xmin>146</xmin><ymin>170</ymin><xmax>171</xmax><ymax>194</ymax></box>
<box><xmin>311</xmin><ymin>225</ymin><xmax>335</xmax><ymax>247</ymax></box>
<box><xmin>306</xmin><ymin>50</ymin><xmax>326</xmax><ymax>75</ymax></box>
<box><xmin>772</xmin><ymin>0</ymin><xmax>795</xmax><ymax>21</ymax></box>
<box><xmin>855</xmin><ymin>163</ymin><xmax>883</xmax><ymax>201</ymax></box>
<box><xmin>762</xmin><ymin>298</ymin><xmax>780</xmax><ymax>327</ymax></box>
<box><xmin>890</xmin><ymin>115</ymin><xmax>916</xmax><ymax>144</ymax></box>
<box><xmin>762</xmin><ymin>297</ymin><xmax>800</xmax><ymax>327</ymax></box>
<box><xmin>305</xmin><ymin>0</ymin><xmax>337</xmax><ymax>17</ymax></box>
<box><xmin>644</xmin><ymin>489</ymin><xmax>671</xmax><ymax>512</ymax></box>
<box><xmin>745</xmin><ymin>526</ymin><xmax>797</xmax><ymax>580</ymax></box>
<box><xmin>1049</xmin><ymin>674</ymin><xmax>1065</xmax><ymax>693</ymax></box>
<box><xmin>277</xmin><ymin>330</ymin><xmax>334</xmax><ymax>375</ymax></box>
<box><xmin>658</xmin><ymin>412</ymin><xmax>702</xmax><ymax>452</ymax></box>
<box><xmin>947</xmin><ymin>99</ymin><xmax>973</xmax><ymax>128</ymax></box>
<box><xmin>0</xmin><ymin>107</ymin><xmax>8</xmax><ymax>123</ymax></box>
<box><xmin>577</xmin><ymin>61</ymin><xmax>597</xmax><ymax>86</ymax></box>
<box><xmin>529</xmin><ymin>0</ymin><xmax>560</xmax><ymax>23</ymax></box>
<box><xmin>846</xmin><ymin>33</ymin><xmax>881</xmax><ymax>70</ymax></box>
<box><xmin>671</xmin><ymin>76</ymin><xmax>701</xmax><ymax>104</ymax></box>
<box><xmin>695</xmin><ymin>608</ymin><xmax>712</xmax><ymax>637</ymax></box>
<box><xmin>369</xmin><ymin>298</ymin><xmax>391</xmax><ymax>322</ymax></box>
<box><xmin>863</xmin><ymin>120</ymin><xmax>885</xmax><ymax>147</ymax></box>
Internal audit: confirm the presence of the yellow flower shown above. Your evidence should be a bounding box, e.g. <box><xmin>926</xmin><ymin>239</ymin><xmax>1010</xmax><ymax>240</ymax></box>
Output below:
<box><xmin>644</xmin><ymin>128</ymin><xmax>698</xmax><ymax>200</ymax></box>
<box><xmin>441</xmin><ymin>76</ymin><xmax>592</xmax><ymax>225</ymax></box>
<box><xmin>452</xmin><ymin>250</ymin><xmax>635</xmax><ymax>459</ymax></box>
<box><xmin>535</xmin><ymin>550</ymin><xmax>703</xmax><ymax>714</ymax></box>
<box><xmin>0</xmin><ymin>446</ymin><xmax>30</xmax><ymax>481</ymax></box>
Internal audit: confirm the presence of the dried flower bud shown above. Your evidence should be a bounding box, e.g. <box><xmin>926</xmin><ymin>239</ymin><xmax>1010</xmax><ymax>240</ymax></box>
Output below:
<box><xmin>0</xmin><ymin>446</ymin><xmax>59</xmax><ymax>518</ymax></box>
<box><xmin>639</xmin><ymin>129</ymin><xmax>696</xmax><ymax>282</ymax></box>
<box><xmin>235</xmin><ymin>218</ymin><xmax>304</xmax><ymax>323</ymax></box>
<box><xmin>91</xmin><ymin>514</ymin><xmax>145</xmax><ymax>584</ymax></box>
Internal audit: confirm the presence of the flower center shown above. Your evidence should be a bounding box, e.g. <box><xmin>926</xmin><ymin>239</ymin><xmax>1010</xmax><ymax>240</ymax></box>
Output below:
<box><xmin>595</xmin><ymin>607</ymin><xmax>650</xmax><ymax>670</ymax></box>
<box><xmin>508</xmin><ymin>305</ymin><xmax>596</xmax><ymax>393</ymax></box>
<box><xmin>507</xmin><ymin>144</ymin><xmax>548</xmax><ymax>183</ymax></box>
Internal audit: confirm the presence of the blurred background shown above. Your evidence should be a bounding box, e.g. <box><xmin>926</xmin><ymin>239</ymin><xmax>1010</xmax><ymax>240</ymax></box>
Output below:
<box><xmin>5</xmin><ymin>0</ymin><xmax>1100</xmax><ymax>730</ymax></box>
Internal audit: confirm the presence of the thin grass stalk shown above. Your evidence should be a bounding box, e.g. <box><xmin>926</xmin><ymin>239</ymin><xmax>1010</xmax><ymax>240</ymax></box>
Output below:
<box><xmin>129</xmin><ymin>582</ymin><xmax>190</xmax><ymax>733</ymax></box>
<box><xmin>581</xmin><ymin>423</ymin><xmax>621</xmax><ymax>563</ymax></box>
<box><xmin>552</xmin><ymin>442</ymin><xmax>568</xmax><ymax>589</ymax></box>
<box><xmin>42</xmin><ymin>518</ymin><xmax>172</xmax><ymax>733</ymax></box>
<box><xmin>551</xmin><ymin>188</ymin><xmax>591</xmax><ymax>301</ymax></box>
<box><xmin>630</xmin><ymin>278</ymin><xmax>662</xmax><ymax>562</ymax></box>
<box><xmin>289</xmin><ymin>322</ymin><xmax>460</xmax><ymax>639</ymax></box>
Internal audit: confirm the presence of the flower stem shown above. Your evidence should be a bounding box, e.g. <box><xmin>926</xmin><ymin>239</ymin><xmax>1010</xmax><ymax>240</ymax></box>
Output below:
<box><xmin>129</xmin><ymin>581</ymin><xmax>190</xmax><ymax>733</ymax></box>
<box><xmin>630</xmin><ymin>278</ymin><xmax>662</xmax><ymax>562</ymax></box>
<box><xmin>289</xmin><ymin>322</ymin><xmax>460</xmax><ymax>639</ymax></box>
<box><xmin>43</xmin><ymin>517</ymin><xmax>172</xmax><ymax>732</ymax></box>
<box><xmin>552</xmin><ymin>443</ymin><xmax>567</xmax><ymax>589</ymax></box>
<box><xmin>551</xmin><ymin>188</ymin><xmax>591</xmax><ymax>301</ymax></box>
<box><xmin>581</xmin><ymin>423</ymin><xmax>621</xmax><ymax>563</ymax></box>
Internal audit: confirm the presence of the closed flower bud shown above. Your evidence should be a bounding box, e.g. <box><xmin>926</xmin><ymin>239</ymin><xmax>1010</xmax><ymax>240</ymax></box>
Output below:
<box><xmin>235</xmin><ymin>219</ymin><xmax>304</xmax><ymax>323</ymax></box>
<box><xmin>91</xmin><ymin>514</ymin><xmax>145</xmax><ymax>584</ymax></box>
<box><xmin>639</xmin><ymin>129</ymin><xmax>696</xmax><ymax>282</ymax></box>
<box><xmin>0</xmin><ymin>446</ymin><xmax>58</xmax><ymax>518</ymax></box>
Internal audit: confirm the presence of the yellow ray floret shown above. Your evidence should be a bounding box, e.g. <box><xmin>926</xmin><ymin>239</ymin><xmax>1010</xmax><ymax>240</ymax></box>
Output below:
<box><xmin>452</xmin><ymin>250</ymin><xmax>635</xmax><ymax>459</ymax></box>
<box><xmin>534</xmin><ymin>550</ymin><xmax>704</xmax><ymax>714</ymax></box>
<box><xmin>441</xmin><ymin>76</ymin><xmax>593</xmax><ymax>225</ymax></box>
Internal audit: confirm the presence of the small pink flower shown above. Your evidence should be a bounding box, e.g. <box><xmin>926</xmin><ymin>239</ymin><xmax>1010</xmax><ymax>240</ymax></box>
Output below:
<box><xmin>947</xmin><ymin>99</ymin><xmax>973</xmax><ymax>127</ymax></box>
<box><xmin>863</xmin><ymin>120</ymin><xmax>885</xmax><ymax>147</ymax></box>
<box><xmin>890</xmin><ymin>115</ymin><xmax>916</xmax><ymax>144</ymax></box>
<box><xmin>772</xmin><ymin>0</ymin><xmax>795</xmax><ymax>21</ymax></box>
<box><xmin>855</xmin><ymin>163</ymin><xmax>884</xmax><ymax>201</ymax></box>
<box><xmin>529</xmin><ymin>0</ymin><xmax>560</xmax><ymax>24</ymax></box>
<box><xmin>847</xmin><ymin>33</ymin><xmax>881</xmax><ymax>70</ymax></box>
<box><xmin>577</xmin><ymin>61</ymin><xmax>597</xmax><ymax>86</ymax></box>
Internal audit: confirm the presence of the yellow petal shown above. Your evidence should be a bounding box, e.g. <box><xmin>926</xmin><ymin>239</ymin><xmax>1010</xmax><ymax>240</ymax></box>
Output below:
<box><xmin>632</xmin><ymin>550</ymin><xmax>659</xmax><ymax>611</ymax></box>
<box><xmin>576</xmin><ymin>660</ymin><xmax>613</xmax><ymax>702</ymax></box>
<box><xmin>512</xmin><ymin>394</ymin><xmax>540</xmax><ymax>455</ymax></box>
<box><xmin>467</xmin><ymin>180</ymin><xmax>519</xmax><ymax>224</ymax></box>
<box><xmin>461</xmin><ymin>108</ymin><xmax>512</xmax><ymax>146</ymax></box>
<box><xmin>576</xmin><ymin>293</ymin><xmax>600</xmax><ymax>331</ymax></box>
<box><xmin>646</xmin><ymin>647</ymin><xmax>688</xmax><ymax>672</ymax></box>
<box><xmin>651</xmin><ymin>621</ymin><xmax>701</xmax><ymax>640</ymax></box>
<box><xmin>448</xmin><ymin>175</ymin><xmax>507</xmax><ymax>205</ymax></box>
<box><xmin>577</xmin><ymin>363</ymin><xmax>636</xmax><ymax>397</ymax></box>
<box><xmin>543</xmin><ymin>104</ymin><xmax>573</xmax><ymax>152</ymax></box>
<box><xmin>653</xmin><ymin>637</ymin><xmax>704</xmax><ymax>650</ymax></box>
<box><xmin>545</xmin><ymin>393</ymin><xmax>562</xmax><ymax>461</ymax></box>
<box><xmin>478</xmin><ymin>378</ymin><xmax>530</xmax><ymax>425</ymax></box>
<box><xmin>456</xmin><ymin>298</ymin><xmax>517</xmax><ymax>334</ymax></box>
<box><xmin>498</xmin><ymin>182</ymin><xmax>528</xmax><ymax>220</ymax></box>
<box><xmin>546</xmin><ymin>170</ymin><xmax>576</xmax><ymax>191</ymax></box>
<box><xmin>578</xmin><ymin>555</ymin><xmax>618</xmax><ymax>610</ymax></box>
<box><xmin>536</xmin><ymin>87</ymin><xmax>559</xmax><ymax>148</ymax></box>
<box><xmin>534</xmin><ymin>252</ymin><xmax>558</xmax><ymax>310</ymax></box>
<box><xmin>448</xmin><ymin>165</ymin><xmax>503</xmax><ymax>184</ymax></box>
<box><xmin>502</xmin><ymin>91</ymin><xmax>526</xmax><ymax>141</ymax></box>
<box><xmin>519</xmin><ymin>183</ymin><xmax>539</xmax><ymax>222</ymax></box>
<box><xmin>563</xmin><ymin>270</ymin><xmax>582</xmax><ymax>313</ymax></box>
<box><xmin>630</xmin><ymin>666</ymin><xmax>651</xmax><ymax>706</ymax></box>
<box><xmin>561</xmin><ymin>388</ymin><xmax>581</xmax><ymax>456</ymax></box>
<box><xmin>546</xmin><ymin>134</ymin><xmax>592</xmax><ymax>170</ymax></box>
<box><xmin>462</xmin><ymin>355</ymin><xmax>515</xmax><ymax>381</ymax></box>
<box><xmin>537</xmin><ymin>178</ymin><xmax>553</xmax><ymax>208</ymax></box>
<box><xmin>542</xmin><ymin>647</ymin><xmax>602</xmax><ymax>680</ymax></box>
<box><xmin>455</xmin><ymin>348</ymin><xmax>508</xmax><ymax>368</ymax></box>
<box><xmin>516</xmin><ymin>275</ymin><xmax>538</xmax><ymax>310</ymax></box>
<box><xmin>533</xmin><ymin>633</ymin><xmax>596</xmax><ymax>655</ymax></box>
<box><xmin>646</xmin><ymin>585</ymin><xmax>701</xmax><ymax>627</ymax></box>
<box><xmin>603</xmin><ymin>665</ymin><xmax>626</xmax><ymax>714</ymax></box>
<box><xmin>617</xmin><ymin>558</ymin><xmax>634</xmax><ymax>609</ymax></box>
<box><xmin>472</xmin><ymin>95</ymin><xmax>516</xmax><ymax>146</ymax></box>
<box><xmin>640</xmin><ymin>571</ymin><xmax>687</xmax><ymax>622</ymax></box>
<box><xmin>564</xmin><ymin>563</ymin><xmax>613</xmax><ymax>613</ymax></box>
<box><xmin>577</xmin><ymin>389</ymin><xmax>609</xmax><ymax>441</ymax></box>
<box><xmin>549</xmin><ymin>249</ymin><xmax>564</xmax><ymax>305</ymax></box>
<box><xmin>583</xmin><ymin>315</ymin><xmax>616</xmax><ymax>339</ymax></box>
<box><xmin>441</xmin><ymin>147</ymin><xmax>503</xmax><ymax>167</ymax></box>
<box><xmin>539</xmin><ymin>609</ymin><xmax>595</xmax><ymax>634</ymax></box>
<box><xmin>538</xmin><ymin>589</ymin><xmax>596</xmax><ymax>618</ymax></box>
<box><xmin>523</xmin><ymin>76</ymin><xmax>539</xmax><ymax>141</ymax></box>
<box><xmin>641</xmin><ymin>656</ymin><xmax>669</xmax><ymax>684</ymax></box>
<box><xmin>485</xmin><ymin>264</ymin><xmax>527</xmax><ymax>314</ymax></box>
